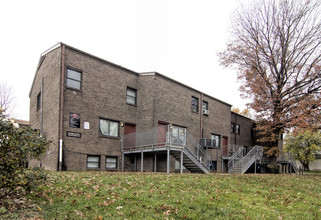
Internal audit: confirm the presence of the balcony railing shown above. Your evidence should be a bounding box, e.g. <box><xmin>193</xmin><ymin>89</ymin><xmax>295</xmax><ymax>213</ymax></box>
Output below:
<box><xmin>121</xmin><ymin>125</ymin><xmax>210</xmax><ymax>170</ymax></box>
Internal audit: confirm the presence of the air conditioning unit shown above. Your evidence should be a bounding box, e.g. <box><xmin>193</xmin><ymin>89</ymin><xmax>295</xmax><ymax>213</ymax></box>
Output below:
<box><xmin>200</xmin><ymin>138</ymin><xmax>213</xmax><ymax>148</ymax></box>
<box><xmin>202</xmin><ymin>109</ymin><xmax>209</xmax><ymax>115</ymax></box>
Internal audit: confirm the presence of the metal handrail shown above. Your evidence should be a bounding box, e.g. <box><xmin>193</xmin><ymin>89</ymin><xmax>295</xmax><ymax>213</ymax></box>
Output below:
<box><xmin>228</xmin><ymin>145</ymin><xmax>263</xmax><ymax>174</ymax></box>
<box><xmin>122</xmin><ymin>125</ymin><xmax>210</xmax><ymax>171</ymax></box>
<box><xmin>184</xmin><ymin>130</ymin><xmax>210</xmax><ymax>170</ymax></box>
<box><xmin>240</xmin><ymin>146</ymin><xmax>258</xmax><ymax>174</ymax></box>
<box><xmin>228</xmin><ymin>146</ymin><xmax>244</xmax><ymax>169</ymax></box>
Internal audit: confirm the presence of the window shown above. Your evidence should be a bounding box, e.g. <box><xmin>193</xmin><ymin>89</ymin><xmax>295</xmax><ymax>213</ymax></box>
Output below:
<box><xmin>106</xmin><ymin>156</ymin><xmax>117</xmax><ymax>169</ymax></box>
<box><xmin>99</xmin><ymin>118</ymin><xmax>119</xmax><ymax>138</ymax></box>
<box><xmin>231</xmin><ymin>123</ymin><xmax>235</xmax><ymax>133</ymax></box>
<box><xmin>126</xmin><ymin>87</ymin><xmax>137</xmax><ymax>105</ymax></box>
<box><xmin>37</xmin><ymin>92</ymin><xmax>41</xmax><ymax>110</ymax></box>
<box><xmin>211</xmin><ymin>134</ymin><xmax>221</xmax><ymax>148</ymax></box>
<box><xmin>87</xmin><ymin>155</ymin><xmax>100</xmax><ymax>169</ymax></box>
<box><xmin>191</xmin><ymin>97</ymin><xmax>199</xmax><ymax>112</ymax></box>
<box><xmin>202</xmin><ymin>101</ymin><xmax>208</xmax><ymax>111</ymax></box>
<box><xmin>236</xmin><ymin>124</ymin><xmax>240</xmax><ymax>134</ymax></box>
<box><xmin>66</xmin><ymin>68</ymin><xmax>82</xmax><ymax>90</ymax></box>
<box><xmin>171</xmin><ymin>125</ymin><xmax>186</xmax><ymax>145</ymax></box>
<box><xmin>202</xmin><ymin>101</ymin><xmax>209</xmax><ymax>115</ymax></box>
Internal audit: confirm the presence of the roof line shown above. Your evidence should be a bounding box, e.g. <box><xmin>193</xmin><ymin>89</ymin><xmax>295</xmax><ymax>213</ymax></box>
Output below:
<box><xmin>140</xmin><ymin>71</ymin><xmax>232</xmax><ymax>107</ymax></box>
<box><xmin>60</xmin><ymin>42</ymin><xmax>138</xmax><ymax>76</ymax></box>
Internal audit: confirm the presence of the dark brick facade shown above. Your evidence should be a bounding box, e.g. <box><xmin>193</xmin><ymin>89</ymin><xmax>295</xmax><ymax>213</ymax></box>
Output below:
<box><xmin>230</xmin><ymin>112</ymin><xmax>255</xmax><ymax>149</ymax></box>
<box><xmin>29</xmin><ymin>43</ymin><xmax>255</xmax><ymax>172</ymax></box>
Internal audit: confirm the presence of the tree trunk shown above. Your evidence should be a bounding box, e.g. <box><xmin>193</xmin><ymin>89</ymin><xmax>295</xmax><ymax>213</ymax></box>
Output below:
<box><xmin>300</xmin><ymin>160</ymin><xmax>310</xmax><ymax>171</ymax></box>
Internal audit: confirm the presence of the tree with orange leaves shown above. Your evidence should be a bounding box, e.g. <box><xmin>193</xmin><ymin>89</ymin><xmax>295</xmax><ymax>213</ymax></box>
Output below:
<box><xmin>220</xmin><ymin>0</ymin><xmax>321</xmax><ymax>158</ymax></box>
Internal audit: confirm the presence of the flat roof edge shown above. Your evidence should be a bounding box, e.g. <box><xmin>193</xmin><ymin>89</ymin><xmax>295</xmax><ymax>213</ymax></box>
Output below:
<box><xmin>140</xmin><ymin>71</ymin><xmax>232</xmax><ymax>107</ymax></box>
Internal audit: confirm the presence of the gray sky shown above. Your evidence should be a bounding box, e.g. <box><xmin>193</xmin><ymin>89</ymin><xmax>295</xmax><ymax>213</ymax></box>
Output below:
<box><xmin>0</xmin><ymin>0</ymin><xmax>248</xmax><ymax>120</ymax></box>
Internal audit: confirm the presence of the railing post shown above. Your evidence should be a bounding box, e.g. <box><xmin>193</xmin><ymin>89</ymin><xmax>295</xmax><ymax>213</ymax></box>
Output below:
<box><xmin>167</xmin><ymin>148</ymin><xmax>170</xmax><ymax>174</ymax></box>
<box><xmin>122</xmin><ymin>152</ymin><xmax>124</xmax><ymax>172</ymax></box>
<box><xmin>180</xmin><ymin>150</ymin><xmax>183</xmax><ymax>174</ymax></box>
<box><xmin>141</xmin><ymin>151</ymin><xmax>144</xmax><ymax>173</ymax></box>
<box><xmin>183</xmin><ymin>128</ymin><xmax>186</xmax><ymax>148</ymax></box>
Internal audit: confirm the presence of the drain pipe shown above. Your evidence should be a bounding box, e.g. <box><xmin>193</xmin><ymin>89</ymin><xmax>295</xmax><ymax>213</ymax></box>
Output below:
<box><xmin>58</xmin><ymin>44</ymin><xmax>65</xmax><ymax>171</ymax></box>
<box><xmin>200</xmin><ymin>93</ymin><xmax>203</xmax><ymax>139</ymax></box>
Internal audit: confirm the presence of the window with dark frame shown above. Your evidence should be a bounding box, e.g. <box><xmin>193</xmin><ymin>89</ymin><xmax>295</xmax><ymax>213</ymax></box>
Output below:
<box><xmin>191</xmin><ymin>96</ymin><xmax>199</xmax><ymax>112</ymax></box>
<box><xmin>126</xmin><ymin>87</ymin><xmax>137</xmax><ymax>105</ymax></box>
<box><xmin>202</xmin><ymin>101</ymin><xmax>208</xmax><ymax>110</ymax></box>
<box><xmin>236</xmin><ymin>124</ymin><xmax>240</xmax><ymax>134</ymax></box>
<box><xmin>87</xmin><ymin>155</ymin><xmax>100</xmax><ymax>169</ymax></box>
<box><xmin>106</xmin><ymin>156</ymin><xmax>117</xmax><ymax>169</ymax></box>
<box><xmin>231</xmin><ymin>123</ymin><xmax>235</xmax><ymax>133</ymax></box>
<box><xmin>99</xmin><ymin>118</ymin><xmax>119</xmax><ymax>138</ymax></box>
<box><xmin>211</xmin><ymin>134</ymin><xmax>221</xmax><ymax>148</ymax></box>
<box><xmin>66</xmin><ymin>68</ymin><xmax>82</xmax><ymax>90</ymax></box>
<box><xmin>36</xmin><ymin>92</ymin><xmax>41</xmax><ymax>110</ymax></box>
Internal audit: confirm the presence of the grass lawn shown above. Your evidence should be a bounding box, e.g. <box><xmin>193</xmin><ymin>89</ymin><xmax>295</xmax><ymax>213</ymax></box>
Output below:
<box><xmin>17</xmin><ymin>172</ymin><xmax>321</xmax><ymax>219</ymax></box>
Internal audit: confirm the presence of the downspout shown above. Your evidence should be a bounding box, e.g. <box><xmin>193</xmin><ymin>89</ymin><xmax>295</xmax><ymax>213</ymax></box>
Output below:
<box><xmin>40</xmin><ymin>77</ymin><xmax>44</xmax><ymax>134</ymax></box>
<box><xmin>200</xmin><ymin>93</ymin><xmax>203</xmax><ymax>139</ymax></box>
<box><xmin>58</xmin><ymin>44</ymin><xmax>65</xmax><ymax>171</ymax></box>
<box><xmin>235</xmin><ymin>113</ymin><xmax>237</xmax><ymax>146</ymax></box>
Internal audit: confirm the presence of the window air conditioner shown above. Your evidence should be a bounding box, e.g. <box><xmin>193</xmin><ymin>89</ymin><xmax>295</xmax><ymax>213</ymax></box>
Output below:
<box><xmin>200</xmin><ymin>138</ymin><xmax>213</xmax><ymax>148</ymax></box>
<box><xmin>202</xmin><ymin>109</ymin><xmax>209</xmax><ymax>115</ymax></box>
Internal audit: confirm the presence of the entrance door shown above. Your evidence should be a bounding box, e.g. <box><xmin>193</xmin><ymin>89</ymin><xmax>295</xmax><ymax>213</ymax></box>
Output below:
<box><xmin>124</xmin><ymin>124</ymin><xmax>136</xmax><ymax>149</ymax></box>
<box><xmin>157</xmin><ymin>122</ymin><xmax>168</xmax><ymax>145</ymax></box>
<box><xmin>222</xmin><ymin>136</ymin><xmax>228</xmax><ymax>157</ymax></box>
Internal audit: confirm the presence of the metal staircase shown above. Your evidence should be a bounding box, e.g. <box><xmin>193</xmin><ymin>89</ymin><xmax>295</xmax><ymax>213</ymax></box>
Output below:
<box><xmin>228</xmin><ymin>145</ymin><xmax>263</xmax><ymax>174</ymax></box>
<box><xmin>122</xmin><ymin>125</ymin><xmax>210</xmax><ymax>174</ymax></box>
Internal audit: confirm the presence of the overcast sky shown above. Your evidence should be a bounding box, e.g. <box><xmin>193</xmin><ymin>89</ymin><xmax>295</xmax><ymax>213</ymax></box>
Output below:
<box><xmin>0</xmin><ymin>0</ymin><xmax>248</xmax><ymax>120</ymax></box>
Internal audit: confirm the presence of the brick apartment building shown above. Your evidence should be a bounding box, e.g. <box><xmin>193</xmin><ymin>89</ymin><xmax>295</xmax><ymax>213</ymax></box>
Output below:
<box><xmin>29</xmin><ymin>43</ymin><xmax>260</xmax><ymax>174</ymax></box>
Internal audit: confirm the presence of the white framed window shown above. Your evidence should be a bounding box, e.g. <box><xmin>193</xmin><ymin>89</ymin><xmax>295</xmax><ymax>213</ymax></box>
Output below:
<box><xmin>87</xmin><ymin>155</ymin><xmax>100</xmax><ymax>169</ymax></box>
<box><xmin>106</xmin><ymin>156</ymin><xmax>117</xmax><ymax>169</ymax></box>
<box><xmin>126</xmin><ymin>87</ymin><xmax>137</xmax><ymax>105</ymax></box>
<box><xmin>99</xmin><ymin>118</ymin><xmax>119</xmax><ymax>138</ymax></box>
<box><xmin>66</xmin><ymin>68</ymin><xmax>82</xmax><ymax>90</ymax></box>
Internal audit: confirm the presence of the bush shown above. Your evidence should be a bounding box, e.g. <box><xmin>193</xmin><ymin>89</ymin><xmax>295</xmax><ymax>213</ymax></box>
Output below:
<box><xmin>0</xmin><ymin>115</ymin><xmax>50</xmax><ymax>198</ymax></box>
<box><xmin>266</xmin><ymin>164</ymin><xmax>280</xmax><ymax>174</ymax></box>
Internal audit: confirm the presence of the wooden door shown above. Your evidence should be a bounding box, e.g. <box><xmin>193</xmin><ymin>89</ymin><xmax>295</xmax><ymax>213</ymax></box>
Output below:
<box><xmin>124</xmin><ymin>124</ymin><xmax>136</xmax><ymax>149</ymax></box>
<box><xmin>157</xmin><ymin>122</ymin><xmax>168</xmax><ymax>145</ymax></box>
<box><xmin>222</xmin><ymin>136</ymin><xmax>228</xmax><ymax>157</ymax></box>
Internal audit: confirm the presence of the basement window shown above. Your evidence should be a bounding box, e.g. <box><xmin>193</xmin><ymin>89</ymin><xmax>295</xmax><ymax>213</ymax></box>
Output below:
<box><xmin>87</xmin><ymin>155</ymin><xmax>100</xmax><ymax>169</ymax></box>
<box><xmin>106</xmin><ymin>156</ymin><xmax>117</xmax><ymax>169</ymax></box>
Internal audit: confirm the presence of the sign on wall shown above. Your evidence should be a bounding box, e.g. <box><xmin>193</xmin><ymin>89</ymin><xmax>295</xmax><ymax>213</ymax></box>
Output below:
<box><xmin>66</xmin><ymin>131</ymin><xmax>81</xmax><ymax>138</ymax></box>
<box><xmin>69</xmin><ymin>113</ymin><xmax>80</xmax><ymax>128</ymax></box>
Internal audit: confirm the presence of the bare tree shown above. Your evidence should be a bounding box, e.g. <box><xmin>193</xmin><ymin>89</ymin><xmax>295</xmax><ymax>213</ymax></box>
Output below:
<box><xmin>0</xmin><ymin>82</ymin><xmax>15</xmax><ymax>116</ymax></box>
<box><xmin>220</xmin><ymin>0</ymin><xmax>321</xmax><ymax>156</ymax></box>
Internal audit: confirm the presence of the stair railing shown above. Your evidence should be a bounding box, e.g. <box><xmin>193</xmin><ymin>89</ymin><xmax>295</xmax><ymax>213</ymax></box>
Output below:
<box><xmin>228</xmin><ymin>146</ymin><xmax>244</xmax><ymax>171</ymax></box>
<box><xmin>184</xmin><ymin>131</ymin><xmax>211</xmax><ymax>171</ymax></box>
<box><xmin>240</xmin><ymin>145</ymin><xmax>263</xmax><ymax>174</ymax></box>
<box><xmin>286</xmin><ymin>152</ymin><xmax>298</xmax><ymax>174</ymax></box>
